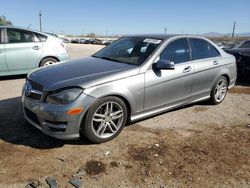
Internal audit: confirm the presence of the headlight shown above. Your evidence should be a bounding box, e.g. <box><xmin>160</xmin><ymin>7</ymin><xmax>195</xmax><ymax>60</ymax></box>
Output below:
<box><xmin>46</xmin><ymin>88</ymin><xmax>83</xmax><ymax>104</ymax></box>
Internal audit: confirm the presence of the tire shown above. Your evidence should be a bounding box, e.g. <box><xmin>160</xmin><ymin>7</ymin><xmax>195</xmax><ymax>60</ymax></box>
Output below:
<box><xmin>209</xmin><ymin>76</ymin><xmax>228</xmax><ymax>105</ymax></box>
<box><xmin>82</xmin><ymin>96</ymin><xmax>128</xmax><ymax>143</ymax></box>
<box><xmin>39</xmin><ymin>57</ymin><xmax>58</xmax><ymax>67</ymax></box>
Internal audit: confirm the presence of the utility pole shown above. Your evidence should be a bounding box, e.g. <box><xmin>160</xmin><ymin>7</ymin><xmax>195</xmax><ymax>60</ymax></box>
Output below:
<box><xmin>39</xmin><ymin>10</ymin><xmax>42</xmax><ymax>32</ymax></box>
<box><xmin>232</xmin><ymin>21</ymin><xmax>236</xmax><ymax>38</ymax></box>
<box><xmin>105</xmin><ymin>30</ymin><xmax>108</xmax><ymax>38</ymax></box>
<box><xmin>164</xmin><ymin>27</ymin><xmax>167</xmax><ymax>34</ymax></box>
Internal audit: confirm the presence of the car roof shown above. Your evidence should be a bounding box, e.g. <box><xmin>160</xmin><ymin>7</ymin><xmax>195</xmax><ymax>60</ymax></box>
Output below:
<box><xmin>0</xmin><ymin>25</ymin><xmax>49</xmax><ymax>36</ymax></box>
<box><xmin>125</xmin><ymin>34</ymin><xmax>207</xmax><ymax>40</ymax></box>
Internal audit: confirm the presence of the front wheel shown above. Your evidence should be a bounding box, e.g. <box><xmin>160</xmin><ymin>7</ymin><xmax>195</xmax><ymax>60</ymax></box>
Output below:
<box><xmin>209</xmin><ymin>76</ymin><xmax>228</xmax><ymax>105</ymax></box>
<box><xmin>82</xmin><ymin>96</ymin><xmax>128</xmax><ymax>143</ymax></box>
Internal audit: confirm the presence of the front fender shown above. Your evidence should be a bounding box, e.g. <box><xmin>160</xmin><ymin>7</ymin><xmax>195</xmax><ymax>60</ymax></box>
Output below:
<box><xmin>83</xmin><ymin>74</ymin><xmax>145</xmax><ymax>115</ymax></box>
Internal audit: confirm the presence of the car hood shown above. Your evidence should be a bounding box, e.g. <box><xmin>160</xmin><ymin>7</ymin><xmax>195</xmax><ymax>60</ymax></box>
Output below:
<box><xmin>28</xmin><ymin>57</ymin><xmax>137</xmax><ymax>91</ymax></box>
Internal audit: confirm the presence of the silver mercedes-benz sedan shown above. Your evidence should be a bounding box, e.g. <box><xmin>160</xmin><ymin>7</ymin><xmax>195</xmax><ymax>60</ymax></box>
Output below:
<box><xmin>22</xmin><ymin>35</ymin><xmax>237</xmax><ymax>143</ymax></box>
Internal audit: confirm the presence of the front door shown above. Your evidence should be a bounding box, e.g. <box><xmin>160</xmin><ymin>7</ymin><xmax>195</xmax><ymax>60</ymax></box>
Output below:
<box><xmin>144</xmin><ymin>38</ymin><xmax>194</xmax><ymax>110</ymax></box>
<box><xmin>5</xmin><ymin>28</ymin><xmax>43</xmax><ymax>71</ymax></box>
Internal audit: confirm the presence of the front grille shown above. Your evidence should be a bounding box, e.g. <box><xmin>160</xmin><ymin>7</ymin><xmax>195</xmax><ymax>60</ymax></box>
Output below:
<box><xmin>25</xmin><ymin>80</ymin><xmax>44</xmax><ymax>101</ymax></box>
<box><xmin>28</xmin><ymin>92</ymin><xmax>42</xmax><ymax>100</ymax></box>
<box><xmin>29</xmin><ymin>80</ymin><xmax>44</xmax><ymax>91</ymax></box>
<box><xmin>25</xmin><ymin>107</ymin><xmax>40</xmax><ymax>126</ymax></box>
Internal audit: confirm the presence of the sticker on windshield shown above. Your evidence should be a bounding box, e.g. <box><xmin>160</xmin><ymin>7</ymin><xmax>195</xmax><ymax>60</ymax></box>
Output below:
<box><xmin>143</xmin><ymin>38</ymin><xmax>162</xmax><ymax>44</ymax></box>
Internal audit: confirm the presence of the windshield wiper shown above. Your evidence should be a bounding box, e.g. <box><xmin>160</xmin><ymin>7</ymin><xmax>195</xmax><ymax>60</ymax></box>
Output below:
<box><xmin>100</xmin><ymin>56</ymin><xmax>120</xmax><ymax>62</ymax></box>
<box><xmin>92</xmin><ymin>55</ymin><xmax>120</xmax><ymax>63</ymax></box>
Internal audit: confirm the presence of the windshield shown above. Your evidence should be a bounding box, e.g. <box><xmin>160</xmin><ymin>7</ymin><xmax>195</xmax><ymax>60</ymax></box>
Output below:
<box><xmin>237</xmin><ymin>41</ymin><xmax>250</xmax><ymax>49</ymax></box>
<box><xmin>93</xmin><ymin>37</ymin><xmax>162</xmax><ymax>65</ymax></box>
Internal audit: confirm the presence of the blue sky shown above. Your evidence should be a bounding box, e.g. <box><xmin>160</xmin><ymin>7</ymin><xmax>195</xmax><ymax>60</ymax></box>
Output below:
<box><xmin>1</xmin><ymin>0</ymin><xmax>250</xmax><ymax>35</ymax></box>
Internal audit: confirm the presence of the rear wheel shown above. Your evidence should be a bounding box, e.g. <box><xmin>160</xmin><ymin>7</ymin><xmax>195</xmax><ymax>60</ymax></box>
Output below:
<box><xmin>209</xmin><ymin>76</ymin><xmax>228</xmax><ymax>105</ymax></box>
<box><xmin>82</xmin><ymin>96</ymin><xmax>127</xmax><ymax>143</ymax></box>
<box><xmin>40</xmin><ymin>57</ymin><xmax>58</xmax><ymax>67</ymax></box>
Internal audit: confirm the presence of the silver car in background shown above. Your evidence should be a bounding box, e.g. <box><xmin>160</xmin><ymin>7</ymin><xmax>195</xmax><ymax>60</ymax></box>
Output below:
<box><xmin>22</xmin><ymin>35</ymin><xmax>237</xmax><ymax>143</ymax></box>
<box><xmin>0</xmin><ymin>26</ymin><xmax>70</xmax><ymax>76</ymax></box>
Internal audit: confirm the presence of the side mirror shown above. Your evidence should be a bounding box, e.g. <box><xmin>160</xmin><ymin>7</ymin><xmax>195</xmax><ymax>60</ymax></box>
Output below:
<box><xmin>153</xmin><ymin>59</ymin><xmax>175</xmax><ymax>70</ymax></box>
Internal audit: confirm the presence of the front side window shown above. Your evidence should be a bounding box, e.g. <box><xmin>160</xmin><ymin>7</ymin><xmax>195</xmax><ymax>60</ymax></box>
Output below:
<box><xmin>190</xmin><ymin>38</ymin><xmax>220</xmax><ymax>60</ymax></box>
<box><xmin>93</xmin><ymin>37</ymin><xmax>162</xmax><ymax>65</ymax></box>
<box><xmin>7</xmin><ymin>29</ymin><xmax>34</xmax><ymax>43</ymax></box>
<box><xmin>160</xmin><ymin>38</ymin><xmax>190</xmax><ymax>64</ymax></box>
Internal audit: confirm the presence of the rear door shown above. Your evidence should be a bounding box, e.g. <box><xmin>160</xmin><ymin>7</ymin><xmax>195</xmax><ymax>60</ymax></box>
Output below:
<box><xmin>0</xmin><ymin>28</ymin><xmax>8</xmax><ymax>72</ymax></box>
<box><xmin>5</xmin><ymin>28</ymin><xmax>43</xmax><ymax>71</ymax></box>
<box><xmin>189</xmin><ymin>38</ymin><xmax>222</xmax><ymax>98</ymax></box>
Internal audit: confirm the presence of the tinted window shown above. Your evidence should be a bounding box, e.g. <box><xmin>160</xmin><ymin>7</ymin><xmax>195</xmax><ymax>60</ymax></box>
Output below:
<box><xmin>34</xmin><ymin>32</ymin><xmax>48</xmax><ymax>42</ymax></box>
<box><xmin>190</xmin><ymin>38</ymin><xmax>220</xmax><ymax>60</ymax></box>
<box><xmin>160</xmin><ymin>38</ymin><xmax>190</xmax><ymax>64</ymax></box>
<box><xmin>7</xmin><ymin>29</ymin><xmax>34</xmax><ymax>43</ymax></box>
<box><xmin>238</xmin><ymin>41</ymin><xmax>250</xmax><ymax>48</ymax></box>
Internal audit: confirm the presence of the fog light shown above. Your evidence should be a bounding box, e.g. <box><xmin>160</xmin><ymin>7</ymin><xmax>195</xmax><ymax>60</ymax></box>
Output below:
<box><xmin>67</xmin><ymin>108</ymin><xmax>83</xmax><ymax>115</ymax></box>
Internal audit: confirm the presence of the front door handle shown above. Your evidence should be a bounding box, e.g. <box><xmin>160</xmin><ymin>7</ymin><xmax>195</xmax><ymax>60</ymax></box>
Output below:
<box><xmin>32</xmin><ymin>46</ymin><xmax>41</xmax><ymax>50</ymax></box>
<box><xmin>183</xmin><ymin>66</ymin><xmax>192</xmax><ymax>73</ymax></box>
<box><xmin>213</xmin><ymin>60</ymin><xmax>219</xmax><ymax>65</ymax></box>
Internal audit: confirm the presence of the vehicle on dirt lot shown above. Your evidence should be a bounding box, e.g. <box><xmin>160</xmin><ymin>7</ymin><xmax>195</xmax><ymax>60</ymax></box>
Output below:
<box><xmin>22</xmin><ymin>35</ymin><xmax>237</xmax><ymax>143</ymax></box>
<box><xmin>0</xmin><ymin>26</ymin><xmax>70</xmax><ymax>76</ymax></box>
<box><xmin>224</xmin><ymin>40</ymin><xmax>250</xmax><ymax>82</ymax></box>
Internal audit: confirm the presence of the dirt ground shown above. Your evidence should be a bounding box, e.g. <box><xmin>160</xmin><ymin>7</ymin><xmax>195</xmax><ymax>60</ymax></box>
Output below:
<box><xmin>0</xmin><ymin>44</ymin><xmax>250</xmax><ymax>188</ymax></box>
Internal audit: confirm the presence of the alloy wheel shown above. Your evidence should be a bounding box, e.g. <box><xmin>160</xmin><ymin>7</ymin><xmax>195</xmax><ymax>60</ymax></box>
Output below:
<box><xmin>91</xmin><ymin>101</ymin><xmax>124</xmax><ymax>138</ymax></box>
<box><xmin>214</xmin><ymin>79</ymin><xmax>227</xmax><ymax>103</ymax></box>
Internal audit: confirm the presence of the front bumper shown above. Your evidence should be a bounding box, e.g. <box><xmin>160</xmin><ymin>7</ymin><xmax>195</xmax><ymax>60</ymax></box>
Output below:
<box><xmin>22</xmin><ymin>93</ymin><xmax>96</xmax><ymax>140</ymax></box>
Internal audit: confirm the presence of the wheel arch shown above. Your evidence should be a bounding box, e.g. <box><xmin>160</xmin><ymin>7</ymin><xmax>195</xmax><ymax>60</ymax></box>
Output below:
<box><xmin>105</xmin><ymin>94</ymin><xmax>132</xmax><ymax>123</ymax></box>
<box><xmin>211</xmin><ymin>68</ymin><xmax>231</xmax><ymax>90</ymax></box>
<box><xmin>221</xmin><ymin>74</ymin><xmax>230</xmax><ymax>86</ymax></box>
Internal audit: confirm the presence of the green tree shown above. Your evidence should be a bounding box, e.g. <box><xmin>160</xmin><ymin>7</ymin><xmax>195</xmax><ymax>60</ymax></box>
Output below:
<box><xmin>0</xmin><ymin>16</ymin><xmax>13</xmax><ymax>26</ymax></box>
<box><xmin>86</xmin><ymin>33</ymin><xmax>96</xmax><ymax>38</ymax></box>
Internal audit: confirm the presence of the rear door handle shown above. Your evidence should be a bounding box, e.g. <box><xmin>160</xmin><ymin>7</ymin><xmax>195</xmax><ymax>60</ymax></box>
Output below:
<box><xmin>183</xmin><ymin>66</ymin><xmax>192</xmax><ymax>73</ymax></box>
<box><xmin>32</xmin><ymin>46</ymin><xmax>41</xmax><ymax>50</ymax></box>
<box><xmin>213</xmin><ymin>60</ymin><xmax>219</xmax><ymax>65</ymax></box>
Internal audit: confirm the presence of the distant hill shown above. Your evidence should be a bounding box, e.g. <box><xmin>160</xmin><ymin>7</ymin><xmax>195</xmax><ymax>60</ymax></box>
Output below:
<box><xmin>201</xmin><ymin>32</ymin><xmax>250</xmax><ymax>37</ymax></box>
<box><xmin>201</xmin><ymin>32</ymin><xmax>224</xmax><ymax>37</ymax></box>
<box><xmin>236</xmin><ymin>33</ymin><xmax>250</xmax><ymax>37</ymax></box>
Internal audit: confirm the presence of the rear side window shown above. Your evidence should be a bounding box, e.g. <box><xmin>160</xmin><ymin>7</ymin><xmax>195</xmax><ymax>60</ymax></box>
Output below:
<box><xmin>190</xmin><ymin>38</ymin><xmax>220</xmax><ymax>60</ymax></box>
<box><xmin>34</xmin><ymin>32</ymin><xmax>48</xmax><ymax>42</ymax></box>
<box><xmin>7</xmin><ymin>28</ymin><xmax>35</xmax><ymax>43</ymax></box>
<box><xmin>160</xmin><ymin>38</ymin><xmax>190</xmax><ymax>64</ymax></box>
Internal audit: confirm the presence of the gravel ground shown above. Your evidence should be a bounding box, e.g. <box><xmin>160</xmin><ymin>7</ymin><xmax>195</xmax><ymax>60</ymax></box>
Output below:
<box><xmin>0</xmin><ymin>44</ymin><xmax>249</xmax><ymax>188</ymax></box>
